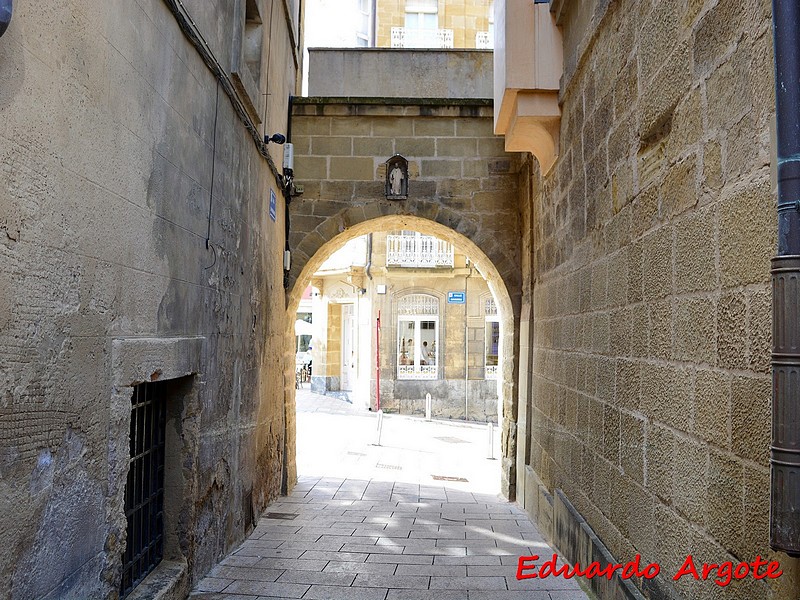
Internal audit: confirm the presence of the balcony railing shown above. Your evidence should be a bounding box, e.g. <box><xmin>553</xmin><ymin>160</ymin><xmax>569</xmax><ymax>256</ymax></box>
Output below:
<box><xmin>391</xmin><ymin>27</ymin><xmax>454</xmax><ymax>49</ymax></box>
<box><xmin>398</xmin><ymin>364</ymin><xmax>437</xmax><ymax>380</ymax></box>
<box><xmin>387</xmin><ymin>234</ymin><xmax>454</xmax><ymax>268</ymax></box>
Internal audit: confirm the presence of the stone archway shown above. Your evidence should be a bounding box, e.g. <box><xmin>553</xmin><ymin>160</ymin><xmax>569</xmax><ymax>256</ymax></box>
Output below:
<box><xmin>284</xmin><ymin>214</ymin><xmax>521</xmax><ymax>499</ymax></box>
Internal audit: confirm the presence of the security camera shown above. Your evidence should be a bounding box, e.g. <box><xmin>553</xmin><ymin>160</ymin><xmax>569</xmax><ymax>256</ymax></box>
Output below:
<box><xmin>265</xmin><ymin>133</ymin><xmax>286</xmax><ymax>145</ymax></box>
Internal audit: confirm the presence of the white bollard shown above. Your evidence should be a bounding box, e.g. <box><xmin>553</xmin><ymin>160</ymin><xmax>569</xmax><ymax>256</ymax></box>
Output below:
<box><xmin>425</xmin><ymin>393</ymin><xmax>432</xmax><ymax>421</ymax></box>
<box><xmin>375</xmin><ymin>409</ymin><xmax>384</xmax><ymax>446</ymax></box>
<box><xmin>487</xmin><ymin>421</ymin><xmax>495</xmax><ymax>459</ymax></box>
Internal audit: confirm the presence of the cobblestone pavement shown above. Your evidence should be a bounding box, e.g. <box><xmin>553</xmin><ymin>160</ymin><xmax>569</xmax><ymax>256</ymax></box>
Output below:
<box><xmin>191</xmin><ymin>389</ymin><xmax>589</xmax><ymax>600</ymax></box>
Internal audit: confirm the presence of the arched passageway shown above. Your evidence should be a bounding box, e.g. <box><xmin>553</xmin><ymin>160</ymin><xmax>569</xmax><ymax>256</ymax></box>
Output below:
<box><xmin>284</xmin><ymin>215</ymin><xmax>520</xmax><ymax>500</ymax></box>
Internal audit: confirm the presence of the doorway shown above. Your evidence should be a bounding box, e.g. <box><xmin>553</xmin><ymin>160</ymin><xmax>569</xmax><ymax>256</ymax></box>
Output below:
<box><xmin>340</xmin><ymin>303</ymin><xmax>355</xmax><ymax>391</ymax></box>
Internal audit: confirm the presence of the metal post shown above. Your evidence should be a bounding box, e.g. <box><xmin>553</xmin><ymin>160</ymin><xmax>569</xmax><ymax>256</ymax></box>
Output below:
<box><xmin>425</xmin><ymin>392</ymin><xmax>432</xmax><ymax>421</ymax></box>
<box><xmin>464</xmin><ymin>266</ymin><xmax>471</xmax><ymax>420</ymax></box>
<box><xmin>771</xmin><ymin>0</ymin><xmax>800</xmax><ymax>557</ymax></box>
<box><xmin>376</xmin><ymin>310</ymin><xmax>381</xmax><ymax>412</ymax></box>
<box><xmin>375</xmin><ymin>409</ymin><xmax>384</xmax><ymax>446</ymax></box>
<box><xmin>487</xmin><ymin>421</ymin><xmax>494</xmax><ymax>460</ymax></box>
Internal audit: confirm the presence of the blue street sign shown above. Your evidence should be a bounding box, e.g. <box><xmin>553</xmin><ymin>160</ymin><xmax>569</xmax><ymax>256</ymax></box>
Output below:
<box><xmin>447</xmin><ymin>291</ymin><xmax>466</xmax><ymax>304</ymax></box>
<box><xmin>269</xmin><ymin>189</ymin><xmax>277</xmax><ymax>222</ymax></box>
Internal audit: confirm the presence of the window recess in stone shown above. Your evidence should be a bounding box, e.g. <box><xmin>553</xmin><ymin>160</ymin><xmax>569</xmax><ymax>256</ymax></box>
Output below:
<box><xmin>120</xmin><ymin>381</ymin><xmax>167</xmax><ymax>598</ymax></box>
<box><xmin>231</xmin><ymin>0</ymin><xmax>264</xmax><ymax>124</ymax></box>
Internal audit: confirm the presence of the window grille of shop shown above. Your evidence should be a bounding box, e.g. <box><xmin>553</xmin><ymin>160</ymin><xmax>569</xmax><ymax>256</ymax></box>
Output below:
<box><xmin>120</xmin><ymin>381</ymin><xmax>167</xmax><ymax>598</ymax></box>
<box><xmin>398</xmin><ymin>293</ymin><xmax>440</xmax><ymax>315</ymax></box>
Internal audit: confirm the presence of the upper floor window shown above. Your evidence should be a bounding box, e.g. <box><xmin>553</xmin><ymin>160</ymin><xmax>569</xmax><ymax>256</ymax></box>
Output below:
<box><xmin>392</xmin><ymin>0</ymin><xmax>452</xmax><ymax>48</ymax></box>
<box><xmin>397</xmin><ymin>293</ymin><xmax>439</xmax><ymax>380</ymax></box>
<box><xmin>405</xmin><ymin>0</ymin><xmax>438</xmax><ymax>32</ymax></box>
<box><xmin>357</xmin><ymin>0</ymin><xmax>372</xmax><ymax>47</ymax></box>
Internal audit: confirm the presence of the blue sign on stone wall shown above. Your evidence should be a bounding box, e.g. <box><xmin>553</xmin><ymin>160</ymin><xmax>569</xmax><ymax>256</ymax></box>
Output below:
<box><xmin>447</xmin><ymin>291</ymin><xmax>466</xmax><ymax>304</ymax></box>
<box><xmin>269</xmin><ymin>189</ymin><xmax>277</xmax><ymax>222</ymax></box>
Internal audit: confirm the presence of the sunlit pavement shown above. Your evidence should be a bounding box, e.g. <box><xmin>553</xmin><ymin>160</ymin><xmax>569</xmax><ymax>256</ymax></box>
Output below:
<box><xmin>191</xmin><ymin>388</ymin><xmax>589</xmax><ymax>599</ymax></box>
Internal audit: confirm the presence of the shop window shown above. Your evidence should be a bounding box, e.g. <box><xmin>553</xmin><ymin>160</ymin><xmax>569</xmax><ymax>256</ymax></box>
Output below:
<box><xmin>397</xmin><ymin>293</ymin><xmax>439</xmax><ymax>380</ymax></box>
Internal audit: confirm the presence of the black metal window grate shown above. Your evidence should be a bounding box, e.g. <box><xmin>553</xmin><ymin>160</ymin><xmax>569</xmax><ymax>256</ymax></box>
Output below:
<box><xmin>120</xmin><ymin>381</ymin><xmax>167</xmax><ymax>598</ymax></box>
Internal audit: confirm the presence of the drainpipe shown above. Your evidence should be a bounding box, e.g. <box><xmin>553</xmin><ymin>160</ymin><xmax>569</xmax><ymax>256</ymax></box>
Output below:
<box><xmin>464</xmin><ymin>261</ymin><xmax>473</xmax><ymax>421</ymax></box>
<box><xmin>366</xmin><ymin>234</ymin><xmax>373</xmax><ymax>280</ymax></box>
<box><xmin>770</xmin><ymin>0</ymin><xmax>800</xmax><ymax>557</ymax></box>
<box><xmin>283</xmin><ymin>95</ymin><xmax>294</xmax><ymax>290</ymax></box>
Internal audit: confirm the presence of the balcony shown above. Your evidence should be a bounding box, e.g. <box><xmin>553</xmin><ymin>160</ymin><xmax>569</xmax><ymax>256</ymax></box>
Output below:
<box><xmin>386</xmin><ymin>233</ymin><xmax>454</xmax><ymax>268</ymax></box>
<box><xmin>476</xmin><ymin>31</ymin><xmax>493</xmax><ymax>49</ymax></box>
<box><xmin>493</xmin><ymin>0</ymin><xmax>563</xmax><ymax>173</ymax></box>
<box><xmin>391</xmin><ymin>27</ymin><xmax>454</xmax><ymax>49</ymax></box>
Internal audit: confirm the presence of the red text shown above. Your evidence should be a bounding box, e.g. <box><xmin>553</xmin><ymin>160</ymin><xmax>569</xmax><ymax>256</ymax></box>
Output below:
<box><xmin>516</xmin><ymin>553</ymin><xmax>660</xmax><ymax>581</ymax></box>
<box><xmin>673</xmin><ymin>555</ymin><xmax>783</xmax><ymax>587</ymax></box>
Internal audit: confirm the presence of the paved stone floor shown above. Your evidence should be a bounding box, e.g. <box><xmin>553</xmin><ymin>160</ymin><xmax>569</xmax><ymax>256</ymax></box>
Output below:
<box><xmin>191</xmin><ymin>388</ymin><xmax>589</xmax><ymax>600</ymax></box>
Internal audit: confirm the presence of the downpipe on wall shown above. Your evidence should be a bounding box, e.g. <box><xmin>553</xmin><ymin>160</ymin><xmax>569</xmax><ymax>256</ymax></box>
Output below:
<box><xmin>770</xmin><ymin>0</ymin><xmax>800</xmax><ymax>558</ymax></box>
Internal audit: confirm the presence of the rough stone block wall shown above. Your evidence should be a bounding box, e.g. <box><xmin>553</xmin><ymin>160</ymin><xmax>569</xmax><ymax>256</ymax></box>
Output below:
<box><xmin>0</xmin><ymin>1</ymin><xmax>295</xmax><ymax>598</ymax></box>
<box><xmin>524</xmin><ymin>0</ymin><xmax>799</xmax><ymax>598</ymax></box>
<box><xmin>289</xmin><ymin>101</ymin><xmax>522</xmax><ymax>296</ymax></box>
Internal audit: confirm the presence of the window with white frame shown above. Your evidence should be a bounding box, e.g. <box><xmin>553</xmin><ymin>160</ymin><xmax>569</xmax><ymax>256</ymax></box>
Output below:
<box><xmin>403</xmin><ymin>0</ymin><xmax>439</xmax><ymax>47</ymax></box>
<box><xmin>485</xmin><ymin>297</ymin><xmax>499</xmax><ymax>379</ymax></box>
<box><xmin>397</xmin><ymin>293</ymin><xmax>439</xmax><ymax>380</ymax></box>
<box><xmin>356</xmin><ymin>0</ymin><xmax>372</xmax><ymax>47</ymax></box>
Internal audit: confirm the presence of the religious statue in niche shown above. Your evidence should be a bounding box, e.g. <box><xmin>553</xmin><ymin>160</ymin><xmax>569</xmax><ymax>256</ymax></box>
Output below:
<box><xmin>385</xmin><ymin>154</ymin><xmax>408</xmax><ymax>200</ymax></box>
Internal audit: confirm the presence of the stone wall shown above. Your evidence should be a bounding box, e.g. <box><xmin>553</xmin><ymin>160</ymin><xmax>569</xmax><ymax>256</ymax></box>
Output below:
<box><xmin>519</xmin><ymin>0</ymin><xmax>800</xmax><ymax>598</ymax></box>
<box><xmin>0</xmin><ymin>1</ymin><xmax>297</xmax><ymax>598</ymax></box>
<box><xmin>308</xmin><ymin>48</ymin><xmax>493</xmax><ymax>99</ymax></box>
<box><xmin>287</xmin><ymin>96</ymin><xmax>523</xmax><ymax>496</ymax></box>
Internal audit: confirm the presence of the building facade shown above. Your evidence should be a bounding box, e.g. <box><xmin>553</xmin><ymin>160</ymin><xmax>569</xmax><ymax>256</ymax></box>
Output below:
<box><xmin>377</xmin><ymin>0</ymin><xmax>495</xmax><ymax>49</ymax></box>
<box><xmin>0</xmin><ymin>1</ymin><xmax>300</xmax><ymax>598</ymax></box>
<box><xmin>306</xmin><ymin>231</ymin><xmax>501</xmax><ymax>421</ymax></box>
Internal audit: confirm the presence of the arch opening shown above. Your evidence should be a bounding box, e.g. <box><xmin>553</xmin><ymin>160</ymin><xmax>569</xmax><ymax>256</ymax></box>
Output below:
<box><xmin>284</xmin><ymin>215</ymin><xmax>519</xmax><ymax>498</ymax></box>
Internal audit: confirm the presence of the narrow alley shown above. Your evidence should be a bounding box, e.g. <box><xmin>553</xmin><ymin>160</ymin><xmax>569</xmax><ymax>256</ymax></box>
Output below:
<box><xmin>189</xmin><ymin>390</ymin><xmax>588</xmax><ymax>599</ymax></box>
